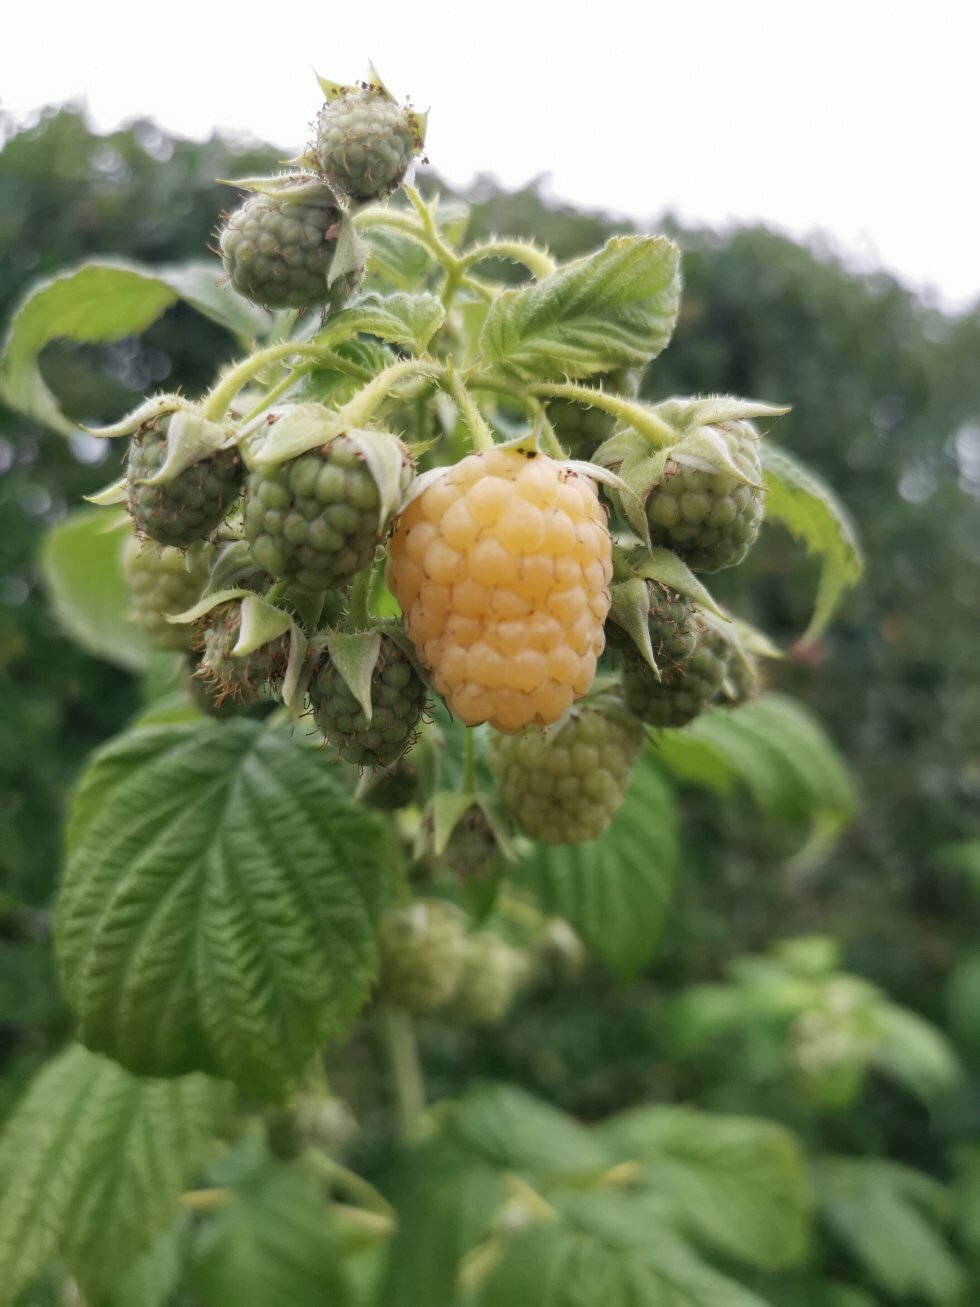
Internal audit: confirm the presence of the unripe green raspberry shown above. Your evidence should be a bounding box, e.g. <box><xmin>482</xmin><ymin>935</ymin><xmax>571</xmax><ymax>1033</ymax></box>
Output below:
<box><xmin>646</xmin><ymin>421</ymin><xmax>764</xmax><ymax>572</ymax></box>
<box><xmin>488</xmin><ymin>706</ymin><xmax>644</xmax><ymax>845</ymax></box>
<box><xmin>244</xmin><ymin>435</ymin><xmax>413</xmax><ymax>592</ymax></box>
<box><xmin>440</xmin><ymin>805</ymin><xmax>498</xmax><ymax>881</ymax></box>
<box><xmin>315</xmin><ymin>87</ymin><xmax>423</xmax><ymax>202</ymax></box>
<box><xmin>621</xmin><ymin>634</ymin><xmax>729</xmax><ymax>727</ymax></box>
<box><xmin>309</xmin><ymin>635</ymin><xmax>427</xmax><ymax>768</ymax></box>
<box><xmin>122</xmin><ymin>537</ymin><xmax>211</xmax><ymax>651</ymax></box>
<box><xmin>365</xmin><ymin>758</ymin><xmax>422</xmax><ymax>811</ymax></box>
<box><xmin>606</xmin><ymin>580</ymin><xmax>702</xmax><ymax>673</ymax></box>
<box><xmin>196</xmin><ymin>602</ymin><xmax>290</xmax><ymax>707</ymax></box>
<box><xmin>448</xmin><ymin>932</ymin><xmax>527</xmax><ymax>1027</ymax></box>
<box><xmin>378</xmin><ymin>899</ymin><xmax>466</xmax><ymax>1012</ymax></box>
<box><xmin>126</xmin><ymin>419</ymin><xmax>244</xmax><ymax>547</ymax></box>
<box><xmin>548</xmin><ymin>369</ymin><xmax>638</xmax><ymax>460</ymax></box>
<box><xmin>218</xmin><ymin>179</ymin><xmax>360</xmax><ymax>311</ymax></box>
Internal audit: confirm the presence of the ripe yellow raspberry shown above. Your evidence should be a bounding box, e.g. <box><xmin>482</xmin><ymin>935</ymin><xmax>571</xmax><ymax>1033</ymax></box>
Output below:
<box><xmin>386</xmin><ymin>448</ymin><xmax>613</xmax><ymax>733</ymax></box>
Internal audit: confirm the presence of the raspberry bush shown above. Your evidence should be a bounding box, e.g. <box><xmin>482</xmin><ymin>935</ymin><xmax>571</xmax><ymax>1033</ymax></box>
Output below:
<box><xmin>0</xmin><ymin>62</ymin><xmax>894</xmax><ymax>1307</ymax></box>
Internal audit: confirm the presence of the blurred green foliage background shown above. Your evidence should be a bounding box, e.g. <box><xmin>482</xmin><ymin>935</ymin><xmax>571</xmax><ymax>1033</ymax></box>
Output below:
<box><xmin>1</xmin><ymin>105</ymin><xmax>979</xmax><ymax>1300</ymax></box>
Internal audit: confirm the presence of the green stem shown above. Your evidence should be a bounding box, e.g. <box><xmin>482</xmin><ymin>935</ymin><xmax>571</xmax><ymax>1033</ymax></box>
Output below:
<box><xmin>181</xmin><ymin>1188</ymin><xmax>229</xmax><ymax>1211</ymax></box>
<box><xmin>445</xmin><ymin>371</ymin><xmax>495</xmax><ymax>452</ymax></box>
<box><xmin>306</xmin><ymin>1151</ymin><xmax>397</xmax><ymax>1220</ymax></box>
<box><xmin>527</xmin><ymin>381</ymin><xmax>678</xmax><ymax>448</ymax></box>
<box><xmin>204</xmin><ymin>343</ymin><xmax>372</xmax><ymax>420</ymax></box>
<box><xmin>459</xmin><ymin>239</ymin><xmax>556</xmax><ymax>280</ymax></box>
<box><xmin>335</xmin><ymin>358</ymin><xmax>441</xmax><ymax>429</ymax></box>
<box><xmin>463</xmin><ymin>728</ymin><xmax>476</xmax><ymax>793</ymax></box>
<box><xmin>379</xmin><ymin>1005</ymin><xmax>426</xmax><ymax>1141</ymax></box>
<box><xmin>348</xmin><ymin>569</ymin><xmax>372</xmax><ymax>629</ymax></box>
<box><xmin>526</xmin><ymin>398</ymin><xmax>567</xmax><ymax>460</ymax></box>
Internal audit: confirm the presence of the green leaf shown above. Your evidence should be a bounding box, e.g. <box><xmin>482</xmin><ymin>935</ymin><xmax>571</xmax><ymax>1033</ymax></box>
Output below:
<box><xmin>55</xmin><ymin>720</ymin><xmax>392</xmax><ymax>1098</ymax></box>
<box><xmin>103</xmin><ymin>1227</ymin><xmax>184</xmax><ymax>1307</ymax></box>
<box><xmin>189</xmin><ymin>1162</ymin><xmax>351</xmax><ymax>1307</ymax></box>
<box><xmin>447</xmin><ymin>1082</ymin><xmax>608</xmax><ymax>1177</ymax></box>
<box><xmin>318</xmin><ymin>291</ymin><xmax>446</xmax><ymax>353</ymax></box>
<box><xmin>40</xmin><ymin>508</ymin><xmax>150</xmax><ymax>672</ymax></box>
<box><xmin>480</xmin><ymin>235</ymin><xmax>681</xmax><ymax>380</ymax></box>
<box><xmin>473</xmin><ymin>1198</ymin><xmax>772</xmax><ymax>1307</ymax></box>
<box><xmin>0</xmin><ymin>1044</ymin><xmax>230</xmax><ymax>1304</ymax></box>
<box><xmin>870</xmin><ymin>1002</ymin><xmax>960</xmax><ymax>1102</ymax></box>
<box><xmin>598</xmin><ymin>1106</ymin><xmax>810</xmax><ymax>1270</ymax></box>
<box><xmin>378</xmin><ymin>1137</ymin><xmax>505</xmax><ymax>1307</ymax></box>
<box><xmin>514</xmin><ymin>755</ymin><xmax>678</xmax><ymax>980</ymax></box>
<box><xmin>653</xmin><ymin>693</ymin><xmax>858</xmax><ymax>850</ymax></box>
<box><xmin>761</xmin><ymin>442</ymin><xmax>863</xmax><ymax>644</ymax></box>
<box><xmin>812</xmin><ymin>1157</ymin><xmax>965</xmax><ymax>1303</ymax></box>
<box><xmin>0</xmin><ymin>259</ymin><xmax>267</xmax><ymax>436</ymax></box>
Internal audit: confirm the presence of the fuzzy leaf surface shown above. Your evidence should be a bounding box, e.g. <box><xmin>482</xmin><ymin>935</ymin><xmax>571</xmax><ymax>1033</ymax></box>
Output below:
<box><xmin>514</xmin><ymin>754</ymin><xmax>678</xmax><ymax>981</ymax></box>
<box><xmin>598</xmin><ymin>1106</ymin><xmax>810</xmax><ymax>1270</ymax></box>
<box><xmin>480</xmin><ymin>235</ymin><xmax>680</xmax><ymax>379</ymax></box>
<box><xmin>761</xmin><ymin>442</ymin><xmax>863</xmax><ymax>643</ymax></box>
<box><xmin>0</xmin><ymin>1044</ymin><xmax>230</xmax><ymax>1304</ymax></box>
<box><xmin>40</xmin><ymin>508</ymin><xmax>150</xmax><ymax>672</ymax></box>
<box><xmin>56</xmin><ymin>720</ymin><xmax>391</xmax><ymax>1098</ymax></box>
<box><xmin>317</xmin><ymin>291</ymin><xmax>445</xmax><ymax>353</ymax></box>
<box><xmin>0</xmin><ymin>259</ymin><xmax>267</xmax><ymax>436</ymax></box>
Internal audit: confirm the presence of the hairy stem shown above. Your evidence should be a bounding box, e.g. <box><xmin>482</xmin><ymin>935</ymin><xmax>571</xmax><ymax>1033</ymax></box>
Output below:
<box><xmin>204</xmin><ymin>343</ymin><xmax>371</xmax><ymax>420</ymax></box>
<box><xmin>335</xmin><ymin>358</ymin><xmax>441</xmax><ymax>429</ymax></box>
<box><xmin>379</xmin><ymin>1005</ymin><xmax>426</xmax><ymax>1141</ymax></box>
<box><xmin>445</xmin><ymin>371</ymin><xmax>495</xmax><ymax>452</ymax></box>
<box><xmin>460</xmin><ymin>240</ymin><xmax>557</xmax><ymax>281</ymax></box>
<box><xmin>347</xmin><ymin>569</ymin><xmax>372</xmax><ymax>630</ymax></box>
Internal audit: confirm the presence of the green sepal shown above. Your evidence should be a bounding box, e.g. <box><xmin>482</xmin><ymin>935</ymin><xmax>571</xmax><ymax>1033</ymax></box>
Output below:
<box><xmin>137</xmin><ymin>408</ymin><xmax>238</xmax><ymax>486</ymax></box>
<box><xmin>626</xmin><ymin>544</ymin><xmax>728</xmax><ymax>621</ymax></box>
<box><xmin>668</xmin><ymin>425</ymin><xmax>763</xmax><ymax>490</ymax></box>
<box><xmin>324</xmin><ymin>629</ymin><xmax>383</xmax><ymax>724</ymax></box>
<box><xmin>234</xmin><ymin>595</ymin><xmax>293</xmax><ymax>656</ymax></box>
<box><xmin>344</xmin><ymin>426</ymin><xmax>413</xmax><ymax>529</ymax></box>
<box><xmin>247</xmin><ymin>402</ymin><xmax>342</xmax><ymax>467</ymax></box>
<box><xmin>608</xmin><ymin>578</ymin><xmax>659</xmax><ymax>675</ymax></box>
<box><xmin>430</xmin><ymin>791</ymin><xmax>517</xmax><ymax>865</ymax></box>
<box><xmin>653</xmin><ymin>395</ymin><xmax>790</xmax><ymax>432</ymax></box>
<box><xmin>314</xmin><ymin>72</ymin><xmax>353</xmax><ymax>101</ymax></box>
<box><xmin>282</xmin><ymin>626</ymin><xmax>310</xmax><ymax>718</ymax></box>
<box><xmin>217</xmin><ymin>171</ymin><xmax>344</xmax><ymax>208</ymax></box>
<box><xmin>83</xmin><ymin>392</ymin><xmax>184</xmax><ymax>439</ymax></box>
<box><xmin>166</xmin><ymin>587</ymin><xmax>252</xmax><ymax>626</ymax></box>
<box><xmin>328</xmin><ymin>215</ymin><xmax>368</xmax><ymax>289</ymax></box>
<box><xmin>84</xmin><ymin>476</ymin><xmax>129</xmax><ymax>507</ymax></box>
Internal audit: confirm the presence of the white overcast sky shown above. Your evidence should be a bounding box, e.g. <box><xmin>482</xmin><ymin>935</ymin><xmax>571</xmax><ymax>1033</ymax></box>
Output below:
<box><xmin>2</xmin><ymin>0</ymin><xmax>978</xmax><ymax>311</ymax></box>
